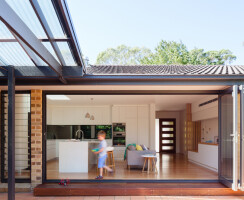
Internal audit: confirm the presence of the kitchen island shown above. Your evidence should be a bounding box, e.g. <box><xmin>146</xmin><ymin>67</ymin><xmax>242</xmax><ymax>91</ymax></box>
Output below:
<box><xmin>59</xmin><ymin>140</ymin><xmax>98</xmax><ymax>173</ymax></box>
<box><xmin>188</xmin><ymin>142</ymin><xmax>218</xmax><ymax>172</ymax></box>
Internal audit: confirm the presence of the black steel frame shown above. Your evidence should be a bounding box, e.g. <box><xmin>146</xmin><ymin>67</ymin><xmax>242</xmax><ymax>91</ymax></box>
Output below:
<box><xmin>8</xmin><ymin>67</ymin><xmax>15</xmax><ymax>200</ymax></box>
<box><xmin>42</xmin><ymin>89</ymin><xmax>222</xmax><ymax>183</ymax></box>
<box><xmin>0</xmin><ymin>90</ymin><xmax>31</xmax><ymax>183</ymax></box>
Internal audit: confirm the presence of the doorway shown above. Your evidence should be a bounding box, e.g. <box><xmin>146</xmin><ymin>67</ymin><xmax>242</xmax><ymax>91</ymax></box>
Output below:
<box><xmin>159</xmin><ymin>118</ymin><xmax>176</xmax><ymax>153</ymax></box>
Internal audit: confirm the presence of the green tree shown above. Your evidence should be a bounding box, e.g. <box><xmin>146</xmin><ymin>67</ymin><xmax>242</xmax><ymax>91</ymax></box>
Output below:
<box><xmin>141</xmin><ymin>40</ymin><xmax>236</xmax><ymax>65</ymax></box>
<box><xmin>95</xmin><ymin>45</ymin><xmax>152</xmax><ymax>65</ymax></box>
<box><xmin>189</xmin><ymin>48</ymin><xmax>236</xmax><ymax>65</ymax></box>
<box><xmin>141</xmin><ymin>40</ymin><xmax>189</xmax><ymax>65</ymax></box>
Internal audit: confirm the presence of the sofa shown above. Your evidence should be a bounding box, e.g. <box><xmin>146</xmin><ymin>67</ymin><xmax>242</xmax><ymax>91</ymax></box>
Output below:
<box><xmin>126</xmin><ymin>148</ymin><xmax>157</xmax><ymax>169</ymax></box>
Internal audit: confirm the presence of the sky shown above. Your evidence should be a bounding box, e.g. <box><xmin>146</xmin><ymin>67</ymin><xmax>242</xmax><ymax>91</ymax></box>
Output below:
<box><xmin>67</xmin><ymin>0</ymin><xmax>244</xmax><ymax>65</ymax></box>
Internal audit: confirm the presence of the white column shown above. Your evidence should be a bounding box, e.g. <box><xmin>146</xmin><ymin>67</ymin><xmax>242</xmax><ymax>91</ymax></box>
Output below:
<box><xmin>149</xmin><ymin>104</ymin><xmax>156</xmax><ymax>150</ymax></box>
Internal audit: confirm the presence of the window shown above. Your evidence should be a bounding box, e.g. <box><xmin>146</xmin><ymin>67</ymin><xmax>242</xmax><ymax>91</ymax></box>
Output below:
<box><xmin>1</xmin><ymin>92</ymin><xmax>31</xmax><ymax>182</ymax></box>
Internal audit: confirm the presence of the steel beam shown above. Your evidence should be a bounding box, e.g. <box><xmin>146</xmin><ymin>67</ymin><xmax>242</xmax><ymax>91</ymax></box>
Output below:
<box><xmin>0</xmin><ymin>0</ymin><xmax>66</xmax><ymax>84</ymax></box>
<box><xmin>0</xmin><ymin>38</ymin><xmax>70</xmax><ymax>42</ymax></box>
<box><xmin>8</xmin><ymin>66</ymin><xmax>15</xmax><ymax>200</ymax></box>
<box><xmin>11</xmin><ymin>32</ymin><xmax>42</xmax><ymax>66</ymax></box>
<box><xmin>55</xmin><ymin>0</ymin><xmax>86</xmax><ymax>74</ymax></box>
<box><xmin>30</xmin><ymin>0</ymin><xmax>67</xmax><ymax>66</ymax></box>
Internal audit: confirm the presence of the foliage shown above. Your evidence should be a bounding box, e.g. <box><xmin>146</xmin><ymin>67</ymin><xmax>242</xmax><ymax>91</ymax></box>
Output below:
<box><xmin>95</xmin><ymin>45</ymin><xmax>152</xmax><ymax>65</ymax></box>
<box><xmin>140</xmin><ymin>40</ymin><xmax>236</xmax><ymax>65</ymax></box>
<box><xmin>95</xmin><ymin>40</ymin><xmax>236</xmax><ymax>65</ymax></box>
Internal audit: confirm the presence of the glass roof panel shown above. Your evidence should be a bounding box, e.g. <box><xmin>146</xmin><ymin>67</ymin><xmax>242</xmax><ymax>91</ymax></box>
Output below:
<box><xmin>0</xmin><ymin>42</ymin><xmax>34</xmax><ymax>66</ymax></box>
<box><xmin>56</xmin><ymin>42</ymin><xmax>77</xmax><ymax>66</ymax></box>
<box><xmin>37</xmin><ymin>0</ymin><xmax>67</xmax><ymax>38</ymax></box>
<box><xmin>0</xmin><ymin>21</ymin><xmax>14</xmax><ymax>39</ymax></box>
<box><xmin>5</xmin><ymin>0</ymin><xmax>47</xmax><ymax>39</ymax></box>
<box><xmin>42</xmin><ymin>42</ymin><xmax>60</xmax><ymax>64</ymax></box>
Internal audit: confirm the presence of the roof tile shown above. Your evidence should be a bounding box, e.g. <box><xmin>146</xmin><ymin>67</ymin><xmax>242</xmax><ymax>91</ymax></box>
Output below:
<box><xmin>87</xmin><ymin>65</ymin><xmax>244</xmax><ymax>75</ymax></box>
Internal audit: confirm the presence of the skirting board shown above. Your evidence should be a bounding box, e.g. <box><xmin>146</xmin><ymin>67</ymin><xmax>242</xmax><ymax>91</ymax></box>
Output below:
<box><xmin>188</xmin><ymin>159</ymin><xmax>218</xmax><ymax>173</ymax></box>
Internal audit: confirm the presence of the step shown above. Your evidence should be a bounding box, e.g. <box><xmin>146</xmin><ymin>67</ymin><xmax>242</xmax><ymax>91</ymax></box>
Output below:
<box><xmin>34</xmin><ymin>182</ymin><xmax>244</xmax><ymax>196</ymax></box>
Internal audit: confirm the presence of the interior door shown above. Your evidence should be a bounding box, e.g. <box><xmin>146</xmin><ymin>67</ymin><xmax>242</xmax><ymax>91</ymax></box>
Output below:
<box><xmin>159</xmin><ymin>118</ymin><xmax>176</xmax><ymax>153</ymax></box>
<box><xmin>219</xmin><ymin>85</ymin><xmax>238</xmax><ymax>190</ymax></box>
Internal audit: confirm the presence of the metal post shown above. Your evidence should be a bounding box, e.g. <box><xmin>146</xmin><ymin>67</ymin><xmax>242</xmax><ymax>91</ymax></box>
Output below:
<box><xmin>232</xmin><ymin>85</ymin><xmax>238</xmax><ymax>191</ymax></box>
<box><xmin>8</xmin><ymin>67</ymin><xmax>15</xmax><ymax>200</ymax></box>
<box><xmin>240</xmin><ymin>85</ymin><xmax>244</xmax><ymax>190</ymax></box>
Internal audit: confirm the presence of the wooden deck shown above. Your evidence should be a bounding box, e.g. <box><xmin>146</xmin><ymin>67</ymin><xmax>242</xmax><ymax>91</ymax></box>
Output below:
<box><xmin>34</xmin><ymin>182</ymin><xmax>244</xmax><ymax>196</ymax></box>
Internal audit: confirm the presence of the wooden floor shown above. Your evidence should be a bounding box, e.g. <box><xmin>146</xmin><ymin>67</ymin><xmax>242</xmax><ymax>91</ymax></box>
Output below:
<box><xmin>46</xmin><ymin>153</ymin><xmax>218</xmax><ymax>180</ymax></box>
<box><xmin>34</xmin><ymin>182</ymin><xmax>244</xmax><ymax>196</ymax></box>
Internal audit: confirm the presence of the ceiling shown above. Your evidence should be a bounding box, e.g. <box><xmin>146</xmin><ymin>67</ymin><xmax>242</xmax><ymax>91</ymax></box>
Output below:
<box><xmin>47</xmin><ymin>94</ymin><xmax>213</xmax><ymax>111</ymax></box>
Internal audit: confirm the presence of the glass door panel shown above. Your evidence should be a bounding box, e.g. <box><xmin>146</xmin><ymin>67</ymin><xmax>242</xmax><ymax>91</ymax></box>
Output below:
<box><xmin>219</xmin><ymin>85</ymin><xmax>238</xmax><ymax>190</ymax></box>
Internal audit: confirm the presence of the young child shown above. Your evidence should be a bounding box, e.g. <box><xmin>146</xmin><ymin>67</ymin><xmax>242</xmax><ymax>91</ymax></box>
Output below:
<box><xmin>94</xmin><ymin>130</ymin><xmax>113</xmax><ymax>180</ymax></box>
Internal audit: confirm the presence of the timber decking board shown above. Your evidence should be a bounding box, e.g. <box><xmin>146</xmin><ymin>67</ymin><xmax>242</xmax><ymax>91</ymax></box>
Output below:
<box><xmin>34</xmin><ymin>182</ymin><xmax>244</xmax><ymax>196</ymax></box>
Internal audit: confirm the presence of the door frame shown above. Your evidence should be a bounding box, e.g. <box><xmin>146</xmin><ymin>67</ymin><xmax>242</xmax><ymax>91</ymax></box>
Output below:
<box><xmin>159</xmin><ymin>118</ymin><xmax>176</xmax><ymax>153</ymax></box>
<box><xmin>42</xmin><ymin>89</ymin><xmax>224</xmax><ymax>183</ymax></box>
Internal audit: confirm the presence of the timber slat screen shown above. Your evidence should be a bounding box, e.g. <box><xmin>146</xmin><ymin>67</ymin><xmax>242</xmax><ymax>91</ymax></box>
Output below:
<box><xmin>159</xmin><ymin>119</ymin><xmax>176</xmax><ymax>153</ymax></box>
<box><xmin>1</xmin><ymin>93</ymin><xmax>31</xmax><ymax>182</ymax></box>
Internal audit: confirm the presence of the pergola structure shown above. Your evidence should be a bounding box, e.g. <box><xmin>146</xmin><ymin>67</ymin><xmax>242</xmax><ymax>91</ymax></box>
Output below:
<box><xmin>0</xmin><ymin>0</ymin><xmax>85</xmax><ymax>199</ymax></box>
<box><xmin>1</xmin><ymin>1</ymin><xmax>244</xmax><ymax>200</ymax></box>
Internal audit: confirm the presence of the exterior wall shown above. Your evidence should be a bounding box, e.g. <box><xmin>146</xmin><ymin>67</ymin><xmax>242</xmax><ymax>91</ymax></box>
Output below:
<box><xmin>156</xmin><ymin>111</ymin><xmax>180</xmax><ymax>153</ymax></box>
<box><xmin>31</xmin><ymin>89</ymin><xmax>42</xmax><ymax>187</ymax></box>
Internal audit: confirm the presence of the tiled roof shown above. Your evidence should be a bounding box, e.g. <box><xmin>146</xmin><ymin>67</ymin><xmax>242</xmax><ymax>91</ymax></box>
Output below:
<box><xmin>87</xmin><ymin>65</ymin><xmax>244</xmax><ymax>75</ymax></box>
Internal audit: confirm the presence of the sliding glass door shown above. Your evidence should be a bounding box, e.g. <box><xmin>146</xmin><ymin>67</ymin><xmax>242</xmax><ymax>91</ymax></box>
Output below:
<box><xmin>219</xmin><ymin>85</ymin><xmax>238</xmax><ymax>190</ymax></box>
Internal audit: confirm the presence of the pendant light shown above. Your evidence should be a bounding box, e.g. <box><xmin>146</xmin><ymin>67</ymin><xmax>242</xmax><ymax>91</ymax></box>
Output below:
<box><xmin>85</xmin><ymin>112</ymin><xmax>90</xmax><ymax>118</ymax></box>
<box><xmin>90</xmin><ymin>115</ymin><xmax>95</xmax><ymax>120</ymax></box>
<box><xmin>90</xmin><ymin>98</ymin><xmax>95</xmax><ymax>120</ymax></box>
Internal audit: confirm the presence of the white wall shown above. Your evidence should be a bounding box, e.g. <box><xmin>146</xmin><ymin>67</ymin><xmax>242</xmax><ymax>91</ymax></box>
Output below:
<box><xmin>155</xmin><ymin>119</ymin><xmax>159</xmax><ymax>152</ymax></box>
<box><xmin>201</xmin><ymin>118</ymin><xmax>218</xmax><ymax>143</ymax></box>
<box><xmin>149</xmin><ymin>104</ymin><xmax>156</xmax><ymax>150</ymax></box>
<box><xmin>155</xmin><ymin>111</ymin><xmax>180</xmax><ymax>153</ymax></box>
<box><xmin>192</xmin><ymin>95</ymin><xmax>218</xmax><ymax>121</ymax></box>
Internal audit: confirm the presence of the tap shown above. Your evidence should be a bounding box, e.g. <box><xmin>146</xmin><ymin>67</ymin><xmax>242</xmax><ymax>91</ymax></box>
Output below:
<box><xmin>75</xmin><ymin>129</ymin><xmax>84</xmax><ymax>140</ymax></box>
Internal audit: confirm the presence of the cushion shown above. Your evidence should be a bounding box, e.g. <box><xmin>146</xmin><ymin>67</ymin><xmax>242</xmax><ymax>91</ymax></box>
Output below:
<box><xmin>128</xmin><ymin>145</ymin><xmax>136</xmax><ymax>151</ymax></box>
<box><xmin>140</xmin><ymin>144</ymin><xmax>148</xmax><ymax>150</ymax></box>
<box><xmin>136</xmin><ymin>144</ymin><xmax>143</xmax><ymax>151</ymax></box>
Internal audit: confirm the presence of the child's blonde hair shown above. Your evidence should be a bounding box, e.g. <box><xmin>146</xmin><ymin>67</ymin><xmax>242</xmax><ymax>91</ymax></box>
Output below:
<box><xmin>97</xmin><ymin>130</ymin><xmax>106</xmax><ymax>138</ymax></box>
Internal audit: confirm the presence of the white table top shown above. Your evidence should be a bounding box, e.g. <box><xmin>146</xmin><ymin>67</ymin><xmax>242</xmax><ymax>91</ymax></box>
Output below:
<box><xmin>141</xmin><ymin>154</ymin><xmax>157</xmax><ymax>158</ymax></box>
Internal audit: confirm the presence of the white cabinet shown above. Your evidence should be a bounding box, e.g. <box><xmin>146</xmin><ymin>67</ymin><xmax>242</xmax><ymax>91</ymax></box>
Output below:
<box><xmin>137</xmin><ymin>106</ymin><xmax>149</xmax><ymax>147</ymax></box>
<box><xmin>47</xmin><ymin>106</ymin><xmax>111</xmax><ymax>125</ymax></box>
<box><xmin>112</xmin><ymin>105</ymin><xmax>150</xmax><ymax>146</ymax></box>
<box><xmin>112</xmin><ymin>106</ymin><xmax>120</xmax><ymax>122</ymax></box>
<box><xmin>50</xmin><ymin>107</ymin><xmax>64</xmax><ymax>125</ymax></box>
